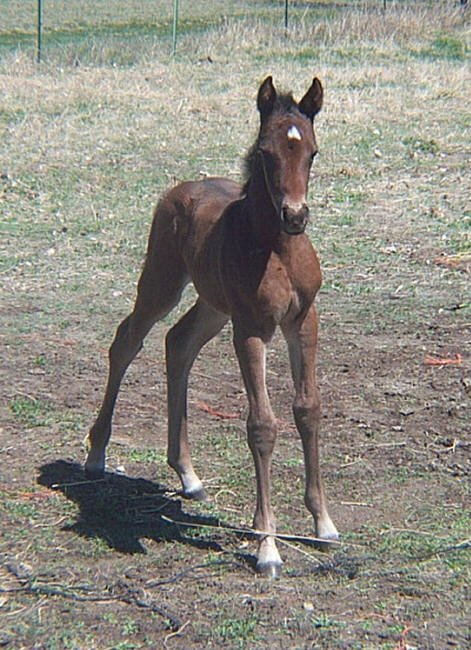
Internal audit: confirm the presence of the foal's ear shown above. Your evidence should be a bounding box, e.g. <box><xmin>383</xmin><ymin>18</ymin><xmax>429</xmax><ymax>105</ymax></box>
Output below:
<box><xmin>298</xmin><ymin>77</ymin><xmax>323</xmax><ymax>121</ymax></box>
<box><xmin>257</xmin><ymin>76</ymin><xmax>277</xmax><ymax>119</ymax></box>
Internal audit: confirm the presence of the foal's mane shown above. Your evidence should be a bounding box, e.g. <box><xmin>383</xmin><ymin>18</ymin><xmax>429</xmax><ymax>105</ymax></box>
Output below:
<box><xmin>242</xmin><ymin>92</ymin><xmax>301</xmax><ymax>195</ymax></box>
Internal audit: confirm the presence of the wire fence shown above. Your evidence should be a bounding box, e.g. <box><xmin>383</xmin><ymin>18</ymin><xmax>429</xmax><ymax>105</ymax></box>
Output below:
<box><xmin>0</xmin><ymin>1</ymin><xmax>467</xmax><ymax>64</ymax></box>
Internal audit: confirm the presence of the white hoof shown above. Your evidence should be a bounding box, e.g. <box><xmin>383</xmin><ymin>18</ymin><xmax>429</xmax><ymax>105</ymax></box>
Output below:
<box><xmin>257</xmin><ymin>540</ymin><xmax>282</xmax><ymax>578</ymax></box>
<box><xmin>179</xmin><ymin>472</ymin><xmax>206</xmax><ymax>501</ymax></box>
<box><xmin>182</xmin><ymin>485</ymin><xmax>208</xmax><ymax>501</ymax></box>
<box><xmin>315</xmin><ymin>516</ymin><xmax>340</xmax><ymax>547</ymax></box>
<box><xmin>256</xmin><ymin>560</ymin><xmax>282</xmax><ymax>579</ymax></box>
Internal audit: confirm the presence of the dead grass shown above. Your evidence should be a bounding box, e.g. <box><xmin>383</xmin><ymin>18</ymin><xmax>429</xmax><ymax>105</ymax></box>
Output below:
<box><xmin>195</xmin><ymin>1</ymin><xmax>469</xmax><ymax>59</ymax></box>
<box><xmin>1</xmin><ymin>2</ymin><xmax>470</xmax><ymax>649</ymax></box>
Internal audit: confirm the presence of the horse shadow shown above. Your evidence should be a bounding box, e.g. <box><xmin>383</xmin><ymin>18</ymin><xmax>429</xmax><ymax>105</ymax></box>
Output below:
<box><xmin>37</xmin><ymin>460</ymin><xmax>252</xmax><ymax>562</ymax></box>
<box><xmin>37</xmin><ymin>461</ymin><xmax>354</xmax><ymax>578</ymax></box>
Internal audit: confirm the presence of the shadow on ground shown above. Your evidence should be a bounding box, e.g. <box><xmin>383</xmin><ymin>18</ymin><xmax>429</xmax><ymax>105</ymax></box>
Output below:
<box><xmin>36</xmin><ymin>461</ymin><xmax>361</xmax><ymax>578</ymax></box>
<box><xmin>37</xmin><ymin>460</ymin><xmax>236</xmax><ymax>556</ymax></box>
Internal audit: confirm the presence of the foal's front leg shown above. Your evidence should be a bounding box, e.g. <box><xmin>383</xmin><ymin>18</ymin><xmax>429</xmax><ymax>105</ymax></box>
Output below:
<box><xmin>283</xmin><ymin>306</ymin><xmax>339</xmax><ymax>542</ymax></box>
<box><xmin>233</xmin><ymin>322</ymin><xmax>282</xmax><ymax>578</ymax></box>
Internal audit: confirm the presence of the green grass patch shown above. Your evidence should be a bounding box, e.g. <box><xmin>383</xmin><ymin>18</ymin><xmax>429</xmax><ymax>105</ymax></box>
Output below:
<box><xmin>4</xmin><ymin>499</ymin><xmax>40</xmax><ymax>521</ymax></box>
<box><xmin>402</xmin><ymin>136</ymin><xmax>440</xmax><ymax>155</ymax></box>
<box><xmin>10</xmin><ymin>395</ymin><xmax>54</xmax><ymax>427</ymax></box>
<box><xmin>432</xmin><ymin>34</ymin><xmax>468</xmax><ymax>59</ymax></box>
<box><xmin>418</xmin><ymin>33</ymin><xmax>469</xmax><ymax>61</ymax></box>
<box><xmin>332</xmin><ymin>186</ymin><xmax>368</xmax><ymax>207</ymax></box>
<box><xmin>312</xmin><ymin>613</ymin><xmax>345</xmax><ymax>629</ymax></box>
<box><xmin>214</xmin><ymin>615</ymin><xmax>259</xmax><ymax>646</ymax></box>
<box><xmin>127</xmin><ymin>448</ymin><xmax>166</xmax><ymax>465</ymax></box>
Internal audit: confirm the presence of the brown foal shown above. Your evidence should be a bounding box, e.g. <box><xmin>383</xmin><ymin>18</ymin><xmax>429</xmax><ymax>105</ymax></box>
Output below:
<box><xmin>85</xmin><ymin>76</ymin><xmax>339</xmax><ymax>577</ymax></box>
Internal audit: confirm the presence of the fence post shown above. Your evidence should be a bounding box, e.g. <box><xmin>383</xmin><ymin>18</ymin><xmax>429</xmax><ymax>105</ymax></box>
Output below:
<box><xmin>284</xmin><ymin>0</ymin><xmax>289</xmax><ymax>33</ymax></box>
<box><xmin>172</xmin><ymin>0</ymin><xmax>179</xmax><ymax>56</ymax></box>
<box><xmin>37</xmin><ymin>0</ymin><xmax>42</xmax><ymax>63</ymax></box>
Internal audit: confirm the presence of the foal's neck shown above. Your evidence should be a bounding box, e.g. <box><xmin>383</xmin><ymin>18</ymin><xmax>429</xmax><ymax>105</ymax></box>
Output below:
<box><xmin>244</xmin><ymin>165</ymin><xmax>282</xmax><ymax>251</ymax></box>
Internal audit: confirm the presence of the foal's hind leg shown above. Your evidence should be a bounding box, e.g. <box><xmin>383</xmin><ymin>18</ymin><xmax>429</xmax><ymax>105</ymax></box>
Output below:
<box><xmin>85</xmin><ymin>259</ymin><xmax>189</xmax><ymax>478</ymax></box>
<box><xmin>282</xmin><ymin>306</ymin><xmax>339</xmax><ymax>543</ymax></box>
<box><xmin>166</xmin><ymin>299</ymin><xmax>229</xmax><ymax>499</ymax></box>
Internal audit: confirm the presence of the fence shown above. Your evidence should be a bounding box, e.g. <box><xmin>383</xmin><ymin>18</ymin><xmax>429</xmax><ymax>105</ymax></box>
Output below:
<box><xmin>0</xmin><ymin>1</ymin><xmax>466</xmax><ymax>64</ymax></box>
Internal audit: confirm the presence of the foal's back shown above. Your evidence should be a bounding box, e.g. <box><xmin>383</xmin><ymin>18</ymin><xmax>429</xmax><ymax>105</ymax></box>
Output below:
<box><xmin>145</xmin><ymin>176</ymin><xmax>241</xmax><ymax>312</ymax></box>
<box><xmin>153</xmin><ymin>176</ymin><xmax>241</xmax><ymax>245</ymax></box>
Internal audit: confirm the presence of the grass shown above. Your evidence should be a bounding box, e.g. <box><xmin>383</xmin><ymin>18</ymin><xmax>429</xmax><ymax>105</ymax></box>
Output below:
<box><xmin>1</xmin><ymin>1</ymin><xmax>470</xmax><ymax>649</ymax></box>
<box><xmin>127</xmin><ymin>448</ymin><xmax>167</xmax><ymax>465</ymax></box>
<box><xmin>10</xmin><ymin>395</ymin><xmax>53</xmax><ymax>426</ymax></box>
<box><xmin>213</xmin><ymin>615</ymin><xmax>259</xmax><ymax>645</ymax></box>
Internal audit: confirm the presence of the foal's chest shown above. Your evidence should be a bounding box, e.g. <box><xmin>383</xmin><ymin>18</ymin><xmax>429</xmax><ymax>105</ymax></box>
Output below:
<box><xmin>261</xmin><ymin>248</ymin><xmax>320</xmax><ymax>320</ymax></box>
<box><xmin>230</xmin><ymin>240</ymin><xmax>319</xmax><ymax>328</ymax></box>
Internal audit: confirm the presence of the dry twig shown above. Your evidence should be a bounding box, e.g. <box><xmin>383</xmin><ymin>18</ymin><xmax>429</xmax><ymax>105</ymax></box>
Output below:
<box><xmin>1</xmin><ymin>563</ymin><xmax>182</xmax><ymax>630</ymax></box>
<box><xmin>161</xmin><ymin>514</ymin><xmax>342</xmax><ymax>546</ymax></box>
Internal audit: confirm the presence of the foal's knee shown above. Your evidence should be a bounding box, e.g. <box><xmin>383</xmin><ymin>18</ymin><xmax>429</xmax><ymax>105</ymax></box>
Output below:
<box><xmin>109</xmin><ymin>316</ymin><xmax>130</xmax><ymax>352</ymax></box>
<box><xmin>292</xmin><ymin>395</ymin><xmax>321</xmax><ymax>429</ymax></box>
<box><xmin>165</xmin><ymin>327</ymin><xmax>177</xmax><ymax>357</ymax></box>
<box><xmin>165</xmin><ymin>326</ymin><xmax>185</xmax><ymax>371</ymax></box>
<box><xmin>247</xmin><ymin>415</ymin><xmax>277</xmax><ymax>456</ymax></box>
<box><xmin>109</xmin><ymin>314</ymin><xmax>143</xmax><ymax>362</ymax></box>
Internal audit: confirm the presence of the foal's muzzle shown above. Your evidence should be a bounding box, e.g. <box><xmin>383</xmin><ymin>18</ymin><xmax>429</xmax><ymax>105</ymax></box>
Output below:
<box><xmin>281</xmin><ymin>204</ymin><xmax>309</xmax><ymax>235</ymax></box>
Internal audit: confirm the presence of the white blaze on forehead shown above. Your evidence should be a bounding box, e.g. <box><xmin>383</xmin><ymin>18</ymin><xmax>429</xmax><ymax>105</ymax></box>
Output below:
<box><xmin>287</xmin><ymin>125</ymin><xmax>302</xmax><ymax>141</ymax></box>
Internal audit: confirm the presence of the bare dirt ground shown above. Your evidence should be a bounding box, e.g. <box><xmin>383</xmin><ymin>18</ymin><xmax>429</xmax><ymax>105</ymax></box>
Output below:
<box><xmin>1</xmin><ymin>221</ymin><xmax>469</xmax><ymax>649</ymax></box>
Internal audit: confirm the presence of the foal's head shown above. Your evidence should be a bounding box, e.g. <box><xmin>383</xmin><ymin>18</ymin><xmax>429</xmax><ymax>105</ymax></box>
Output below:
<box><xmin>247</xmin><ymin>76</ymin><xmax>323</xmax><ymax>235</ymax></box>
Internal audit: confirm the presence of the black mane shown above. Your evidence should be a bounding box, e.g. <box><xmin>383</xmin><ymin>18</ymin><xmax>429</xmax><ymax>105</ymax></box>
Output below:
<box><xmin>242</xmin><ymin>92</ymin><xmax>300</xmax><ymax>194</ymax></box>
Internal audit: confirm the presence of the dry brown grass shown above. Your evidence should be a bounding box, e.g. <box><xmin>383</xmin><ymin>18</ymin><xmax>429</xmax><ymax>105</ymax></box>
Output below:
<box><xmin>197</xmin><ymin>1</ymin><xmax>468</xmax><ymax>56</ymax></box>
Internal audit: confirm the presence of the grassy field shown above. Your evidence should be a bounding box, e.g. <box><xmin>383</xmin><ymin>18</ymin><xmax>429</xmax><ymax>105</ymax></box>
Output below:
<box><xmin>1</xmin><ymin>1</ymin><xmax>470</xmax><ymax>649</ymax></box>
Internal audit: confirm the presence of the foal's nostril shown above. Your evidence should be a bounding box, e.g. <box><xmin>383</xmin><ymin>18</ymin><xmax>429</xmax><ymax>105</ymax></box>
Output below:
<box><xmin>282</xmin><ymin>204</ymin><xmax>309</xmax><ymax>234</ymax></box>
<box><xmin>298</xmin><ymin>204</ymin><xmax>310</xmax><ymax>222</ymax></box>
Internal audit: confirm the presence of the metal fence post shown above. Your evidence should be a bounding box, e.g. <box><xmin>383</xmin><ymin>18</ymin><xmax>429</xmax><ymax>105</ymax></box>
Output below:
<box><xmin>172</xmin><ymin>0</ymin><xmax>179</xmax><ymax>56</ymax></box>
<box><xmin>37</xmin><ymin>0</ymin><xmax>42</xmax><ymax>63</ymax></box>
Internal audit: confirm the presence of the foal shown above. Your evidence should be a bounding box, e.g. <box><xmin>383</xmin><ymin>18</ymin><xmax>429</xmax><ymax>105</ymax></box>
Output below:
<box><xmin>85</xmin><ymin>76</ymin><xmax>339</xmax><ymax>577</ymax></box>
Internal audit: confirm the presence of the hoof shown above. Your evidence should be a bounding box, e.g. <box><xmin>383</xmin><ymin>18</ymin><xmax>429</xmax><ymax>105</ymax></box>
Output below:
<box><xmin>182</xmin><ymin>486</ymin><xmax>208</xmax><ymax>502</ymax></box>
<box><xmin>256</xmin><ymin>561</ymin><xmax>282</xmax><ymax>579</ymax></box>
<box><xmin>84</xmin><ymin>466</ymin><xmax>105</xmax><ymax>480</ymax></box>
<box><xmin>84</xmin><ymin>448</ymin><xmax>105</xmax><ymax>480</ymax></box>
<box><xmin>316</xmin><ymin>531</ymin><xmax>340</xmax><ymax>551</ymax></box>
